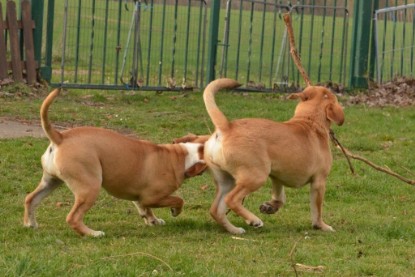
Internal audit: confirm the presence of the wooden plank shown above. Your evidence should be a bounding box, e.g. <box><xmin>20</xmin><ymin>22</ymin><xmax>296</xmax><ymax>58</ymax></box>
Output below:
<box><xmin>6</xmin><ymin>1</ymin><xmax>22</xmax><ymax>82</ymax></box>
<box><xmin>22</xmin><ymin>0</ymin><xmax>36</xmax><ymax>84</ymax></box>
<box><xmin>0</xmin><ymin>3</ymin><xmax>8</xmax><ymax>79</ymax></box>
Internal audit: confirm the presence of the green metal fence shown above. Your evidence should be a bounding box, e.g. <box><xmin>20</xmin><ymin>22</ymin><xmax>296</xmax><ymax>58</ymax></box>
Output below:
<box><xmin>48</xmin><ymin>0</ymin><xmax>350</xmax><ymax>91</ymax></box>
<box><xmin>374</xmin><ymin>3</ymin><xmax>415</xmax><ymax>83</ymax></box>
<box><xmin>3</xmin><ymin>0</ymin><xmax>414</xmax><ymax>90</ymax></box>
<box><xmin>214</xmin><ymin>1</ymin><xmax>349</xmax><ymax>91</ymax></box>
<box><xmin>54</xmin><ymin>0</ymin><xmax>208</xmax><ymax>91</ymax></box>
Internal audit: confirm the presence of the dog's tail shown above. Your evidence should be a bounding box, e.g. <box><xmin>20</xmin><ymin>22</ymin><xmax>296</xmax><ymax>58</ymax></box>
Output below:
<box><xmin>203</xmin><ymin>78</ymin><xmax>241</xmax><ymax>131</ymax></box>
<box><xmin>40</xmin><ymin>89</ymin><xmax>63</xmax><ymax>145</ymax></box>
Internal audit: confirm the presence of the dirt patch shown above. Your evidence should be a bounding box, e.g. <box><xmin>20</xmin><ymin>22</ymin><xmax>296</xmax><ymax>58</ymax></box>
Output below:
<box><xmin>0</xmin><ymin>118</ymin><xmax>45</xmax><ymax>139</ymax></box>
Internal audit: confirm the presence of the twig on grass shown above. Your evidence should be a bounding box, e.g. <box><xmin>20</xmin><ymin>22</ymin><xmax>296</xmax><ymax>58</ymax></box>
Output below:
<box><xmin>288</xmin><ymin>237</ymin><xmax>302</xmax><ymax>277</ymax></box>
<box><xmin>283</xmin><ymin>12</ymin><xmax>415</xmax><ymax>187</ymax></box>
<box><xmin>330</xmin><ymin>130</ymin><xmax>415</xmax><ymax>186</ymax></box>
<box><xmin>288</xmin><ymin>237</ymin><xmax>325</xmax><ymax>276</ymax></box>
<box><xmin>101</xmin><ymin>251</ymin><xmax>173</xmax><ymax>271</ymax></box>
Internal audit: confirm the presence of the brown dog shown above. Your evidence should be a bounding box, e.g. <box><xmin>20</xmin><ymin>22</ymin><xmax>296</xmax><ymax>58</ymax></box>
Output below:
<box><xmin>202</xmin><ymin>78</ymin><xmax>344</xmax><ymax>234</ymax></box>
<box><xmin>24</xmin><ymin>89</ymin><xmax>206</xmax><ymax>237</ymax></box>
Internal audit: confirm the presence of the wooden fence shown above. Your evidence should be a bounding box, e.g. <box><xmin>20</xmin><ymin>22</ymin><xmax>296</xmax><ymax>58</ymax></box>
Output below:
<box><xmin>0</xmin><ymin>0</ymin><xmax>37</xmax><ymax>85</ymax></box>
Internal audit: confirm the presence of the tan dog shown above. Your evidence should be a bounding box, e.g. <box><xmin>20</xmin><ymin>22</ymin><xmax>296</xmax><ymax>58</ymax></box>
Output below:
<box><xmin>203</xmin><ymin>78</ymin><xmax>344</xmax><ymax>234</ymax></box>
<box><xmin>24</xmin><ymin>89</ymin><xmax>206</xmax><ymax>237</ymax></box>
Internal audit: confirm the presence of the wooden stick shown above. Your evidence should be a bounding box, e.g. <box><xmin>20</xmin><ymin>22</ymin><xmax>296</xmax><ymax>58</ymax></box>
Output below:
<box><xmin>330</xmin><ymin>130</ymin><xmax>415</xmax><ymax>186</ymax></box>
<box><xmin>330</xmin><ymin>129</ymin><xmax>355</xmax><ymax>175</ymax></box>
<box><xmin>283</xmin><ymin>13</ymin><xmax>312</xmax><ymax>87</ymax></box>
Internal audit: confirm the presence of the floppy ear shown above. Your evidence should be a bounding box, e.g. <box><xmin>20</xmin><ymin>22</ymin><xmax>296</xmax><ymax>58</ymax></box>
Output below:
<box><xmin>173</xmin><ymin>133</ymin><xmax>198</xmax><ymax>144</ymax></box>
<box><xmin>326</xmin><ymin>103</ymin><xmax>345</xmax><ymax>126</ymax></box>
<box><xmin>288</xmin><ymin>92</ymin><xmax>309</xmax><ymax>101</ymax></box>
<box><xmin>184</xmin><ymin>161</ymin><xmax>207</xmax><ymax>178</ymax></box>
<box><xmin>184</xmin><ymin>145</ymin><xmax>208</xmax><ymax>177</ymax></box>
<box><xmin>173</xmin><ymin>134</ymin><xmax>211</xmax><ymax>144</ymax></box>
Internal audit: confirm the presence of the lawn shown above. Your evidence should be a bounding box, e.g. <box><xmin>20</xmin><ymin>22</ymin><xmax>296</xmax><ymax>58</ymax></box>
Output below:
<box><xmin>0</xmin><ymin>86</ymin><xmax>414</xmax><ymax>276</ymax></box>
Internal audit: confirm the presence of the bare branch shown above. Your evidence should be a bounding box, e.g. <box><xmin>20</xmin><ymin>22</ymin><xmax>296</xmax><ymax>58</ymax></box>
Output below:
<box><xmin>330</xmin><ymin>129</ymin><xmax>415</xmax><ymax>186</ymax></box>
<box><xmin>283</xmin><ymin>13</ymin><xmax>312</xmax><ymax>87</ymax></box>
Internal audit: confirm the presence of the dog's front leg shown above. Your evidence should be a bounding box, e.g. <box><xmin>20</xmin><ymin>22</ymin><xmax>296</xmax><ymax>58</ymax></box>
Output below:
<box><xmin>154</xmin><ymin>195</ymin><xmax>184</xmax><ymax>217</ymax></box>
<box><xmin>260</xmin><ymin>178</ymin><xmax>286</xmax><ymax>214</ymax></box>
<box><xmin>132</xmin><ymin>201</ymin><xmax>165</xmax><ymax>226</ymax></box>
<box><xmin>310</xmin><ymin>178</ymin><xmax>334</xmax><ymax>231</ymax></box>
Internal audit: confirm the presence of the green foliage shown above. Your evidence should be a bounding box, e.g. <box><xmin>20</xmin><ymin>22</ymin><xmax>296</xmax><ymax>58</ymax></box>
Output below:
<box><xmin>1</xmin><ymin>90</ymin><xmax>414</xmax><ymax>276</ymax></box>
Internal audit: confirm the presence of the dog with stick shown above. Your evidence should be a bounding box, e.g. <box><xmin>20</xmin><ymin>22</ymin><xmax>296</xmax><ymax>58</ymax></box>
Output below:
<box><xmin>201</xmin><ymin>78</ymin><xmax>344</xmax><ymax>234</ymax></box>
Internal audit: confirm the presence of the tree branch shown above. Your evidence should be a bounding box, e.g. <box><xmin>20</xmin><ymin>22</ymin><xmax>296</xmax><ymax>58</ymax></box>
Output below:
<box><xmin>283</xmin><ymin>13</ymin><xmax>312</xmax><ymax>87</ymax></box>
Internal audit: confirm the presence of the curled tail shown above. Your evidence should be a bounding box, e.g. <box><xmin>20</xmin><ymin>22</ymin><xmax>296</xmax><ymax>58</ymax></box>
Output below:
<box><xmin>203</xmin><ymin>78</ymin><xmax>241</xmax><ymax>131</ymax></box>
<box><xmin>40</xmin><ymin>89</ymin><xmax>63</xmax><ymax>145</ymax></box>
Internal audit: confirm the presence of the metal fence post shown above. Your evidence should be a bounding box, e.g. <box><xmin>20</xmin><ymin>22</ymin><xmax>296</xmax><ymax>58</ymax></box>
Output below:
<box><xmin>30</xmin><ymin>0</ymin><xmax>54</xmax><ymax>82</ymax></box>
<box><xmin>206</xmin><ymin>0</ymin><xmax>220</xmax><ymax>85</ymax></box>
<box><xmin>368</xmin><ymin>0</ymin><xmax>379</xmax><ymax>82</ymax></box>
<box><xmin>349</xmin><ymin>0</ymin><xmax>374</xmax><ymax>88</ymax></box>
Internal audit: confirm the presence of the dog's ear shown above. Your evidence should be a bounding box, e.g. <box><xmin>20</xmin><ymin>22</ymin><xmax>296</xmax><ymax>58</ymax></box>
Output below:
<box><xmin>288</xmin><ymin>92</ymin><xmax>309</xmax><ymax>101</ymax></box>
<box><xmin>184</xmin><ymin>144</ymin><xmax>208</xmax><ymax>178</ymax></box>
<box><xmin>326</xmin><ymin>103</ymin><xmax>345</xmax><ymax>126</ymax></box>
<box><xmin>173</xmin><ymin>134</ymin><xmax>210</xmax><ymax>144</ymax></box>
<box><xmin>185</xmin><ymin>161</ymin><xmax>207</xmax><ymax>178</ymax></box>
<box><xmin>173</xmin><ymin>133</ymin><xmax>197</xmax><ymax>144</ymax></box>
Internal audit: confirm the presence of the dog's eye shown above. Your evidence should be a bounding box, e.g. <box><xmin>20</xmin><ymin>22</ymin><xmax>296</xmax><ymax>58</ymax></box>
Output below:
<box><xmin>323</xmin><ymin>94</ymin><xmax>328</xmax><ymax>99</ymax></box>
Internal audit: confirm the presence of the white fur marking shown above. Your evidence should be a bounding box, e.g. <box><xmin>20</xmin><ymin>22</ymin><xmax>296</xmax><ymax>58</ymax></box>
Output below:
<box><xmin>205</xmin><ymin>131</ymin><xmax>222</xmax><ymax>163</ymax></box>
<box><xmin>181</xmin><ymin>143</ymin><xmax>204</xmax><ymax>170</ymax></box>
<box><xmin>41</xmin><ymin>143</ymin><xmax>57</xmax><ymax>174</ymax></box>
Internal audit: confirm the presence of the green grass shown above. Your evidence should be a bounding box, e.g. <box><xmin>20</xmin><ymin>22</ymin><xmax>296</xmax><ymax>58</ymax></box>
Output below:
<box><xmin>1</xmin><ymin>88</ymin><xmax>415</xmax><ymax>276</ymax></box>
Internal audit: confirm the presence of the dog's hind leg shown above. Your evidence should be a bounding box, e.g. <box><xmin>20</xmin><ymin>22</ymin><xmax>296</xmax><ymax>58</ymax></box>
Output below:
<box><xmin>224</xmin><ymin>178</ymin><xmax>265</xmax><ymax>230</ymax></box>
<box><xmin>132</xmin><ymin>201</ymin><xmax>165</xmax><ymax>226</ymax></box>
<box><xmin>65</xmin><ymin>179</ymin><xmax>104</xmax><ymax>237</ymax></box>
<box><xmin>24</xmin><ymin>173</ymin><xmax>63</xmax><ymax>228</ymax></box>
<box><xmin>310</xmin><ymin>177</ymin><xmax>334</xmax><ymax>231</ymax></box>
<box><xmin>260</xmin><ymin>177</ymin><xmax>286</xmax><ymax>214</ymax></box>
<box><xmin>209</xmin><ymin>170</ymin><xmax>251</xmax><ymax>235</ymax></box>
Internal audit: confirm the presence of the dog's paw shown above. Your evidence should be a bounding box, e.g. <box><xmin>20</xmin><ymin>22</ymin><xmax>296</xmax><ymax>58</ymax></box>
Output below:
<box><xmin>230</xmin><ymin>227</ymin><xmax>246</xmax><ymax>235</ymax></box>
<box><xmin>313</xmin><ymin>223</ymin><xmax>335</xmax><ymax>232</ymax></box>
<box><xmin>153</xmin><ymin>218</ymin><xmax>166</xmax><ymax>225</ymax></box>
<box><xmin>171</xmin><ymin>207</ymin><xmax>182</xmax><ymax>217</ymax></box>
<box><xmin>247</xmin><ymin>219</ymin><xmax>264</xmax><ymax>228</ymax></box>
<box><xmin>145</xmin><ymin>218</ymin><xmax>165</xmax><ymax>226</ymax></box>
<box><xmin>259</xmin><ymin>201</ymin><xmax>282</xmax><ymax>214</ymax></box>
<box><xmin>89</xmin><ymin>230</ymin><xmax>105</xmax><ymax>237</ymax></box>
<box><xmin>23</xmin><ymin>222</ymin><xmax>38</xmax><ymax>229</ymax></box>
